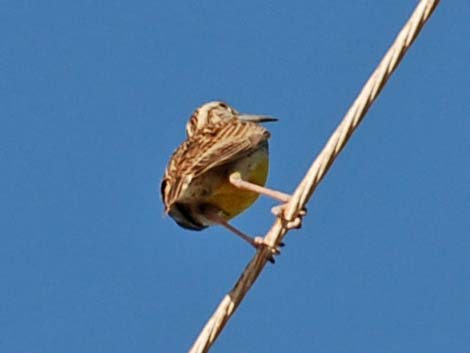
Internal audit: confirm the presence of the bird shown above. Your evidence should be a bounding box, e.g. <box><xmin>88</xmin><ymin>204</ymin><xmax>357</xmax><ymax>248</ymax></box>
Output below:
<box><xmin>161</xmin><ymin>101</ymin><xmax>299</xmax><ymax>256</ymax></box>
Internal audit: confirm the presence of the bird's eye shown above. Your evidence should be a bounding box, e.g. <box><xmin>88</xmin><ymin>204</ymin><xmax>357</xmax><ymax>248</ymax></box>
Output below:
<box><xmin>219</xmin><ymin>102</ymin><xmax>228</xmax><ymax>109</ymax></box>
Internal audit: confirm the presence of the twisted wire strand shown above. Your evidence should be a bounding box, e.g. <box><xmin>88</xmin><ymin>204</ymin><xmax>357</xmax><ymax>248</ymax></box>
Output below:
<box><xmin>188</xmin><ymin>1</ymin><xmax>440</xmax><ymax>352</ymax></box>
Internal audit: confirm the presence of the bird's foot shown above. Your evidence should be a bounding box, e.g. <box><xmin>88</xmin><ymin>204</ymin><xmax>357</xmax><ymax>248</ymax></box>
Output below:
<box><xmin>271</xmin><ymin>204</ymin><xmax>307</xmax><ymax>230</ymax></box>
<box><xmin>252</xmin><ymin>236</ymin><xmax>284</xmax><ymax>264</ymax></box>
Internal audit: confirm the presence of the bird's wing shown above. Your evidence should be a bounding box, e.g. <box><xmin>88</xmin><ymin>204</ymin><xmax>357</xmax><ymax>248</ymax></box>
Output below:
<box><xmin>161</xmin><ymin>119</ymin><xmax>270</xmax><ymax>208</ymax></box>
<box><xmin>189</xmin><ymin>119</ymin><xmax>270</xmax><ymax>178</ymax></box>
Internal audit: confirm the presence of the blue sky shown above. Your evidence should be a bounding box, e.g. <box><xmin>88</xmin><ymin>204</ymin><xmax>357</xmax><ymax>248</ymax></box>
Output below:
<box><xmin>1</xmin><ymin>1</ymin><xmax>469</xmax><ymax>352</ymax></box>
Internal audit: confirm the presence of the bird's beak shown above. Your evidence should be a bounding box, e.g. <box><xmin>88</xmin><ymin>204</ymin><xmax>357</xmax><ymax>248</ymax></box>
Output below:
<box><xmin>238</xmin><ymin>114</ymin><xmax>278</xmax><ymax>123</ymax></box>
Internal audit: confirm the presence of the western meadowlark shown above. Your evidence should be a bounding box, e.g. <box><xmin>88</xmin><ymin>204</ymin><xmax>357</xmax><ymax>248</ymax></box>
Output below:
<box><xmin>161</xmin><ymin>101</ymin><xmax>298</xmax><ymax>255</ymax></box>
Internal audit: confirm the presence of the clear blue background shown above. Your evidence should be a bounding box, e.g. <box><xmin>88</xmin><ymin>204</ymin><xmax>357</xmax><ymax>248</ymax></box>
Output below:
<box><xmin>1</xmin><ymin>1</ymin><xmax>468</xmax><ymax>352</ymax></box>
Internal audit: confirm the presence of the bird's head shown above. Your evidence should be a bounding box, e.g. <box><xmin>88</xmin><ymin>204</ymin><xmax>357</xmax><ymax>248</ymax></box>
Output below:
<box><xmin>185</xmin><ymin>101</ymin><xmax>277</xmax><ymax>137</ymax></box>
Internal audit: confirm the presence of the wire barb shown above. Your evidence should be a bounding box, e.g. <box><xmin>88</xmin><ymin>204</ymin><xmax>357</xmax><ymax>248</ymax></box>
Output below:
<box><xmin>188</xmin><ymin>1</ymin><xmax>440</xmax><ymax>352</ymax></box>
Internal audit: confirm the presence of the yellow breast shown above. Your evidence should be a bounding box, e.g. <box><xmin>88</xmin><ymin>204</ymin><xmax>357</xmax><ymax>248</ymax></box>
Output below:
<box><xmin>205</xmin><ymin>147</ymin><xmax>269</xmax><ymax>220</ymax></box>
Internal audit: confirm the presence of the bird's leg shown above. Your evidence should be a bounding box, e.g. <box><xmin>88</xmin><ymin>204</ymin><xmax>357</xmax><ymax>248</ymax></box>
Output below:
<box><xmin>228</xmin><ymin>173</ymin><xmax>306</xmax><ymax>229</ymax></box>
<box><xmin>229</xmin><ymin>174</ymin><xmax>291</xmax><ymax>202</ymax></box>
<box><xmin>202</xmin><ymin>207</ymin><xmax>282</xmax><ymax>263</ymax></box>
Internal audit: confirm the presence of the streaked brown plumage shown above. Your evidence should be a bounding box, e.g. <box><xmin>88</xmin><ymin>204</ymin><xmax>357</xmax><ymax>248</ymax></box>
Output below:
<box><xmin>161</xmin><ymin>101</ymin><xmax>291</xmax><ymax>252</ymax></box>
